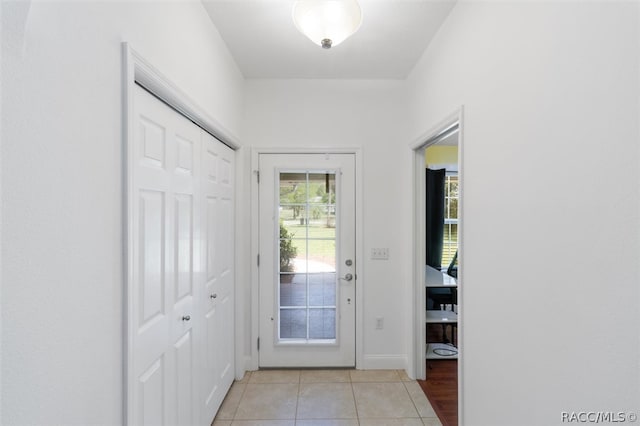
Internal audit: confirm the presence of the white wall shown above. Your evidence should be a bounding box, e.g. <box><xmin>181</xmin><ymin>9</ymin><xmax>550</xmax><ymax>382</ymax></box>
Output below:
<box><xmin>407</xmin><ymin>2</ymin><xmax>639</xmax><ymax>425</ymax></box>
<box><xmin>241</xmin><ymin>79</ymin><xmax>412</xmax><ymax>369</ymax></box>
<box><xmin>1</xmin><ymin>1</ymin><xmax>244</xmax><ymax>424</ymax></box>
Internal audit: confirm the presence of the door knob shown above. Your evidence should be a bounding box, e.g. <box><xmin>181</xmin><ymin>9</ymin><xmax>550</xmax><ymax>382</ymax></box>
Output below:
<box><xmin>210</xmin><ymin>294</ymin><xmax>217</xmax><ymax>299</ymax></box>
<box><xmin>341</xmin><ymin>273</ymin><xmax>353</xmax><ymax>282</ymax></box>
<box><xmin>182</xmin><ymin>315</ymin><xmax>191</xmax><ymax>321</ymax></box>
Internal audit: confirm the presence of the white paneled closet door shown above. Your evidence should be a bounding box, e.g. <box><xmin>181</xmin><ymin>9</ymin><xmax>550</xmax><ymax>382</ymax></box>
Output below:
<box><xmin>200</xmin><ymin>132</ymin><xmax>235</xmax><ymax>422</ymax></box>
<box><xmin>129</xmin><ymin>85</ymin><xmax>234</xmax><ymax>426</ymax></box>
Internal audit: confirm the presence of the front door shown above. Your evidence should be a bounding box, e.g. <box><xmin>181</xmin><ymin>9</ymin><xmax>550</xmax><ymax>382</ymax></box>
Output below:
<box><xmin>258</xmin><ymin>153</ymin><xmax>356</xmax><ymax>367</ymax></box>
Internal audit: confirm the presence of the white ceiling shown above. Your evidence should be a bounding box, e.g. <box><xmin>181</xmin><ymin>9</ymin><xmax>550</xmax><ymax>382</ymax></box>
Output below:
<box><xmin>201</xmin><ymin>0</ymin><xmax>457</xmax><ymax>79</ymax></box>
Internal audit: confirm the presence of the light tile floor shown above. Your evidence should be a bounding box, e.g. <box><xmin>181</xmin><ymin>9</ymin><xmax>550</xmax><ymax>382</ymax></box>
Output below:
<box><xmin>212</xmin><ymin>369</ymin><xmax>443</xmax><ymax>426</ymax></box>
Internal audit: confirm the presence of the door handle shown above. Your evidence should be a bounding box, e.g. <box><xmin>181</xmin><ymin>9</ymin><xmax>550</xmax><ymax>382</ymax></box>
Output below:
<box><xmin>341</xmin><ymin>273</ymin><xmax>353</xmax><ymax>282</ymax></box>
<box><xmin>182</xmin><ymin>315</ymin><xmax>191</xmax><ymax>321</ymax></box>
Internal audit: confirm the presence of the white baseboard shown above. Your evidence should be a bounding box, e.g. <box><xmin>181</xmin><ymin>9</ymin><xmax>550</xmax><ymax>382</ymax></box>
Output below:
<box><xmin>237</xmin><ymin>354</ymin><xmax>407</xmax><ymax>374</ymax></box>
<box><xmin>361</xmin><ymin>354</ymin><xmax>407</xmax><ymax>370</ymax></box>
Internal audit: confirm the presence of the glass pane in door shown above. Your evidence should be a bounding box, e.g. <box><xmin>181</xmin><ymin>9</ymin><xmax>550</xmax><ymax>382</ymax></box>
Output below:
<box><xmin>278</xmin><ymin>171</ymin><xmax>337</xmax><ymax>341</ymax></box>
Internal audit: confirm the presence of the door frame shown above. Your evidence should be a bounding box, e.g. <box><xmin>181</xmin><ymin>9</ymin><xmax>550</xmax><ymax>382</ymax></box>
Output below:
<box><xmin>122</xmin><ymin>43</ymin><xmax>241</xmax><ymax>425</ymax></box>
<box><xmin>409</xmin><ymin>106</ymin><xmax>464</xmax><ymax>420</ymax></box>
<box><xmin>250</xmin><ymin>148</ymin><xmax>364</xmax><ymax>370</ymax></box>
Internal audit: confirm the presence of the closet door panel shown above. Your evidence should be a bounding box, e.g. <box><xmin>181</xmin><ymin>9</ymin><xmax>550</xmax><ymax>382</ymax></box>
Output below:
<box><xmin>200</xmin><ymin>132</ymin><xmax>235</xmax><ymax>423</ymax></box>
<box><xmin>132</xmin><ymin>86</ymin><xmax>199</xmax><ymax>426</ymax></box>
<box><xmin>132</xmin><ymin>87</ymin><xmax>174</xmax><ymax>426</ymax></box>
<box><xmin>130</xmin><ymin>84</ymin><xmax>234</xmax><ymax>426</ymax></box>
<box><xmin>174</xmin><ymin>330</ymin><xmax>194</xmax><ymax>426</ymax></box>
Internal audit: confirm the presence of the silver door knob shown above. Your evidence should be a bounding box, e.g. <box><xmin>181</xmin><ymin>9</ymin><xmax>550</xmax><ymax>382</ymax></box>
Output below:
<box><xmin>341</xmin><ymin>273</ymin><xmax>353</xmax><ymax>282</ymax></box>
<box><xmin>210</xmin><ymin>294</ymin><xmax>217</xmax><ymax>299</ymax></box>
<box><xmin>182</xmin><ymin>315</ymin><xmax>191</xmax><ymax>321</ymax></box>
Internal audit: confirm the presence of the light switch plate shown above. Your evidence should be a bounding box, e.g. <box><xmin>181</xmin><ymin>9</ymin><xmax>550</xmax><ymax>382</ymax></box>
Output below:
<box><xmin>371</xmin><ymin>248</ymin><xmax>389</xmax><ymax>260</ymax></box>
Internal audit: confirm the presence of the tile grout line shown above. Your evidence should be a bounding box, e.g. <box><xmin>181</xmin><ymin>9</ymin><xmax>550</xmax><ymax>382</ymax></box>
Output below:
<box><xmin>230</xmin><ymin>372</ymin><xmax>252</xmax><ymax>421</ymax></box>
<box><xmin>211</xmin><ymin>373</ymin><xmax>249</xmax><ymax>424</ymax></box>
<box><xmin>294</xmin><ymin>371</ymin><xmax>301</xmax><ymax>424</ymax></box>
<box><xmin>402</xmin><ymin>380</ymin><xmax>424</xmax><ymax>421</ymax></box>
<box><xmin>348</xmin><ymin>372</ymin><xmax>363</xmax><ymax>425</ymax></box>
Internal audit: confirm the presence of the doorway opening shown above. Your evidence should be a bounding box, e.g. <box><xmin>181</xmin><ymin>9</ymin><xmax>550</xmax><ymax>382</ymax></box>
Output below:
<box><xmin>412</xmin><ymin>109</ymin><xmax>463</xmax><ymax>425</ymax></box>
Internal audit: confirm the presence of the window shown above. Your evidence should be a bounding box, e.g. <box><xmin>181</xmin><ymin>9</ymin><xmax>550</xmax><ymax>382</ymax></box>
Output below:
<box><xmin>278</xmin><ymin>172</ymin><xmax>337</xmax><ymax>341</ymax></box>
<box><xmin>442</xmin><ymin>173</ymin><xmax>458</xmax><ymax>268</ymax></box>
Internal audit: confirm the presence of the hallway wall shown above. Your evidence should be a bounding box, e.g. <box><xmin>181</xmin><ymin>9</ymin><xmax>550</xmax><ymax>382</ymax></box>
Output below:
<box><xmin>240</xmin><ymin>79</ymin><xmax>413</xmax><ymax>369</ymax></box>
<box><xmin>406</xmin><ymin>2</ymin><xmax>640</xmax><ymax>424</ymax></box>
<box><xmin>1</xmin><ymin>1</ymin><xmax>244</xmax><ymax>424</ymax></box>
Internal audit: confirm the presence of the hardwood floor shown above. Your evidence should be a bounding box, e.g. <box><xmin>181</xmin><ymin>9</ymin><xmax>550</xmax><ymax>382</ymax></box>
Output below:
<box><xmin>418</xmin><ymin>360</ymin><xmax>458</xmax><ymax>426</ymax></box>
<box><xmin>418</xmin><ymin>322</ymin><xmax>458</xmax><ymax>426</ymax></box>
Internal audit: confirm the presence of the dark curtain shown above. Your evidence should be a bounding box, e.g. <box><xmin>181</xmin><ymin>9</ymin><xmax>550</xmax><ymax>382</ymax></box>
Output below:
<box><xmin>426</xmin><ymin>168</ymin><xmax>446</xmax><ymax>268</ymax></box>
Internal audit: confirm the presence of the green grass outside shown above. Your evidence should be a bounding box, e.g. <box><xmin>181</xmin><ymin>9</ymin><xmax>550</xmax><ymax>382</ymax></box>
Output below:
<box><xmin>281</xmin><ymin>220</ymin><xmax>336</xmax><ymax>264</ymax></box>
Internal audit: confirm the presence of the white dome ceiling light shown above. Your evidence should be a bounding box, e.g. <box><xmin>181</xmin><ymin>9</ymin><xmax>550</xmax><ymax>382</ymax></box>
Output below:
<box><xmin>292</xmin><ymin>0</ymin><xmax>363</xmax><ymax>49</ymax></box>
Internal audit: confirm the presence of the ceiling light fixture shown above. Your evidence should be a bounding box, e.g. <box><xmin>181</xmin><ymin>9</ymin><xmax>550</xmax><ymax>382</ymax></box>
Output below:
<box><xmin>292</xmin><ymin>0</ymin><xmax>362</xmax><ymax>49</ymax></box>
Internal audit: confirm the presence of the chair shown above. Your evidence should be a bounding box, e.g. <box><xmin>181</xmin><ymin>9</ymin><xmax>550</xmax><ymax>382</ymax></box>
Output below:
<box><xmin>447</xmin><ymin>250</ymin><xmax>458</xmax><ymax>279</ymax></box>
<box><xmin>426</xmin><ymin>251</ymin><xmax>458</xmax><ymax>343</ymax></box>
<box><xmin>446</xmin><ymin>251</ymin><xmax>458</xmax><ymax>345</ymax></box>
